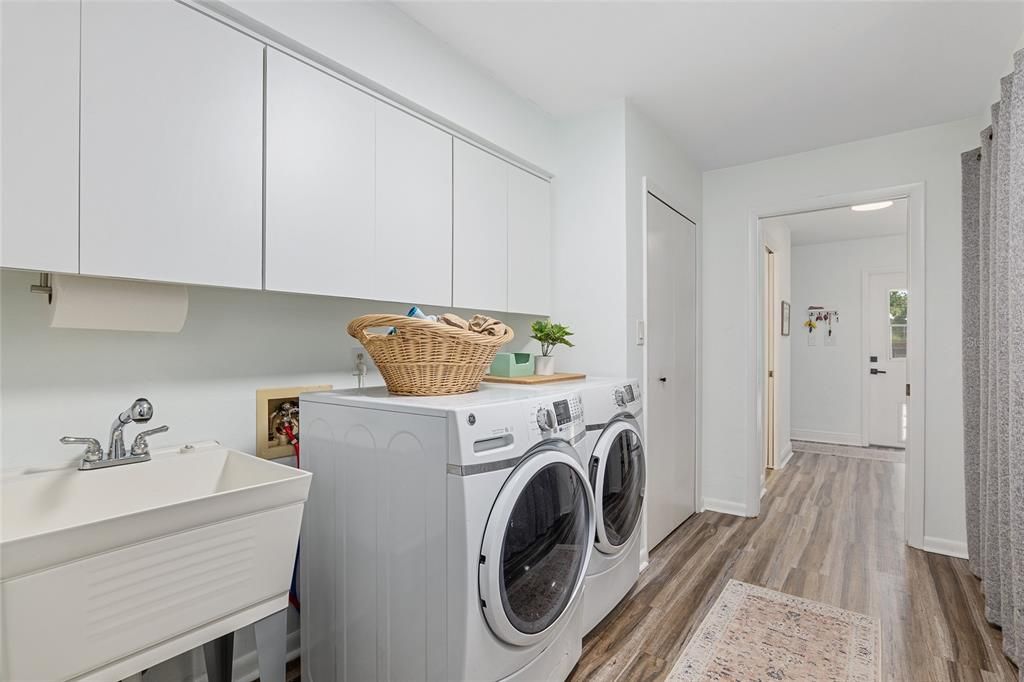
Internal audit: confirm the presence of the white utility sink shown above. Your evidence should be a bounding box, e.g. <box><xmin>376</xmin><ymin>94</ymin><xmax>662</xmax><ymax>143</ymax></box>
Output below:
<box><xmin>1</xmin><ymin>441</ymin><xmax>311</xmax><ymax>682</ymax></box>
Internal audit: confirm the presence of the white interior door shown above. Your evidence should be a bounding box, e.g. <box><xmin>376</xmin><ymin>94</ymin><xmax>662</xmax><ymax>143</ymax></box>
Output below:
<box><xmin>867</xmin><ymin>271</ymin><xmax>908</xmax><ymax>447</ymax></box>
<box><xmin>645</xmin><ymin>192</ymin><xmax>697</xmax><ymax>550</ymax></box>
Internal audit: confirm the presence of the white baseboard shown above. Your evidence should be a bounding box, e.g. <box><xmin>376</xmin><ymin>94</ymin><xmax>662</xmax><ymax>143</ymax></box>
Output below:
<box><xmin>791</xmin><ymin>429</ymin><xmax>863</xmax><ymax>446</ymax></box>
<box><xmin>775</xmin><ymin>442</ymin><xmax>794</xmax><ymax>469</ymax></box>
<box><xmin>922</xmin><ymin>536</ymin><xmax>969</xmax><ymax>560</ymax></box>
<box><xmin>702</xmin><ymin>497</ymin><xmax>751</xmax><ymax>517</ymax></box>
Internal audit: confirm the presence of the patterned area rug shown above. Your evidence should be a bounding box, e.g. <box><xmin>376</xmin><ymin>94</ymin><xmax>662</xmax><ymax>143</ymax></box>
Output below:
<box><xmin>667</xmin><ymin>580</ymin><xmax>881</xmax><ymax>681</ymax></box>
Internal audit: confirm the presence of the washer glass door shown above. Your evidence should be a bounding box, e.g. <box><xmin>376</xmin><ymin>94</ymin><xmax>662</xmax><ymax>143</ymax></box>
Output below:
<box><xmin>591</xmin><ymin>420</ymin><xmax>645</xmax><ymax>552</ymax></box>
<box><xmin>480</xmin><ymin>448</ymin><xmax>594</xmax><ymax>645</ymax></box>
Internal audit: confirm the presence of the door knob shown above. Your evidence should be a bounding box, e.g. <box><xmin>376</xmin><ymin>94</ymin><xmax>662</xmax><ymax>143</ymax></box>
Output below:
<box><xmin>870</xmin><ymin>368</ymin><xmax>887</xmax><ymax>375</ymax></box>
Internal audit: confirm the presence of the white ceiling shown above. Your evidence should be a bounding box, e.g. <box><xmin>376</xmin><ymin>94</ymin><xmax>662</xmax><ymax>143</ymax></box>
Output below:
<box><xmin>396</xmin><ymin>1</ymin><xmax>1024</xmax><ymax>170</ymax></box>
<box><xmin>765</xmin><ymin>199</ymin><xmax>908</xmax><ymax>247</ymax></box>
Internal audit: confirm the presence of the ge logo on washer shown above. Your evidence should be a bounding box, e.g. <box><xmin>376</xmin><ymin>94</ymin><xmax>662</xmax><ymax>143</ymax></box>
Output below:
<box><xmin>467</xmin><ymin>413</ymin><xmax>476</xmax><ymax>425</ymax></box>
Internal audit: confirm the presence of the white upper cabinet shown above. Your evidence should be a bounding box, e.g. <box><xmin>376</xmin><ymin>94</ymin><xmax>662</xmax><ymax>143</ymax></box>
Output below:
<box><xmin>507</xmin><ymin>167</ymin><xmax>552</xmax><ymax>315</ymax></box>
<box><xmin>79</xmin><ymin>1</ymin><xmax>264</xmax><ymax>289</ymax></box>
<box><xmin>453</xmin><ymin>141</ymin><xmax>508</xmax><ymax>312</ymax></box>
<box><xmin>374</xmin><ymin>103</ymin><xmax>453</xmax><ymax>307</ymax></box>
<box><xmin>1</xmin><ymin>0</ymin><xmax>80</xmax><ymax>274</ymax></box>
<box><xmin>265</xmin><ymin>50</ymin><xmax>375</xmax><ymax>298</ymax></box>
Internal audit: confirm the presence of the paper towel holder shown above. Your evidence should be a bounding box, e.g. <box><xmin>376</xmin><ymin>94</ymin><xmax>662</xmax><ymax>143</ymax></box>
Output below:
<box><xmin>30</xmin><ymin>273</ymin><xmax>52</xmax><ymax>303</ymax></box>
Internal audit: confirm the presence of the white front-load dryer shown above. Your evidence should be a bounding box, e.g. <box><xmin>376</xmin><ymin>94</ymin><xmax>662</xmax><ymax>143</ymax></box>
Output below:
<box><xmin>299</xmin><ymin>386</ymin><xmax>594</xmax><ymax>682</ymax></box>
<box><xmin>492</xmin><ymin>377</ymin><xmax>647</xmax><ymax>634</ymax></box>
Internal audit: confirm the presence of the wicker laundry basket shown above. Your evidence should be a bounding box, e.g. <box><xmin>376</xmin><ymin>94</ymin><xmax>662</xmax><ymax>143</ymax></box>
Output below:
<box><xmin>347</xmin><ymin>314</ymin><xmax>514</xmax><ymax>396</ymax></box>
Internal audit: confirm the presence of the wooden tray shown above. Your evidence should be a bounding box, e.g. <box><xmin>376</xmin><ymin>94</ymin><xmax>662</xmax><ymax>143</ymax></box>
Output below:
<box><xmin>482</xmin><ymin>372</ymin><xmax>586</xmax><ymax>385</ymax></box>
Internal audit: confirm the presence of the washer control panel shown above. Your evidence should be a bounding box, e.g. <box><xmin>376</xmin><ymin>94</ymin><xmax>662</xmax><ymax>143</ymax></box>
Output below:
<box><xmin>528</xmin><ymin>392</ymin><xmax>584</xmax><ymax>440</ymax></box>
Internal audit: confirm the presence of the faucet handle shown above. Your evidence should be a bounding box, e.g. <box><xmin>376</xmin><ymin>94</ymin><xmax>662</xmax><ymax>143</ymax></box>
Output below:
<box><xmin>131</xmin><ymin>425</ymin><xmax>169</xmax><ymax>457</ymax></box>
<box><xmin>60</xmin><ymin>436</ymin><xmax>103</xmax><ymax>462</ymax></box>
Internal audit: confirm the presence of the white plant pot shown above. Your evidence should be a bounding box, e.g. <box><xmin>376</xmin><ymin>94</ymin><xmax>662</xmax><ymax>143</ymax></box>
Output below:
<box><xmin>535</xmin><ymin>355</ymin><xmax>555</xmax><ymax>376</ymax></box>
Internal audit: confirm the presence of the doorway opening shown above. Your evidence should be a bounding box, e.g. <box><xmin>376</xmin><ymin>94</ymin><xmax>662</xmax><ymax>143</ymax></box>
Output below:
<box><xmin>749</xmin><ymin>184</ymin><xmax>925</xmax><ymax>549</ymax></box>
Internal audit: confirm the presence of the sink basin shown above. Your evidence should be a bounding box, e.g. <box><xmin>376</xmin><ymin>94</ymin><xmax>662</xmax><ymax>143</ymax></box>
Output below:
<box><xmin>1</xmin><ymin>441</ymin><xmax>311</xmax><ymax>681</ymax></box>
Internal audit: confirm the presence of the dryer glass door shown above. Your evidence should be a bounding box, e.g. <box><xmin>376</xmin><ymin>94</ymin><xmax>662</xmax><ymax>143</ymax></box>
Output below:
<box><xmin>479</xmin><ymin>448</ymin><xmax>594</xmax><ymax>645</ymax></box>
<box><xmin>591</xmin><ymin>420</ymin><xmax>646</xmax><ymax>552</ymax></box>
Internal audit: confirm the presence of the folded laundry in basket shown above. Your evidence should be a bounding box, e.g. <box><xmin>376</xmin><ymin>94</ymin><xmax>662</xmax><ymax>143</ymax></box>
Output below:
<box><xmin>439</xmin><ymin>312</ymin><xmax>506</xmax><ymax>337</ymax></box>
<box><xmin>388</xmin><ymin>308</ymin><xmax>507</xmax><ymax>338</ymax></box>
<box><xmin>469</xmin><ymin>314</ymin><xmax>508</xmax><ymax>337</ymax></box>
<box><xmin>439</xmin><ymin>313</ymin><xmax>470</xmax><ymax>330</ymax></box>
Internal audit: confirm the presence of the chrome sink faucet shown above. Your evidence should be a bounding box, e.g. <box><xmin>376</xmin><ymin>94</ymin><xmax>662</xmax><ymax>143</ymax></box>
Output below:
<box><xmin>109</xmin><ymin>397</ymin><xmax>153</xmax><ymax>459</ymax></box>
<box><xmin>61</xmin><ymin>398</ymin><xmax>169</xmax><ymax>470</ymax></box>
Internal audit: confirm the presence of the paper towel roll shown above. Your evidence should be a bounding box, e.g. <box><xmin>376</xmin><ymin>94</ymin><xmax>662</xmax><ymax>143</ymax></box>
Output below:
<box><xmin>49</xmin><ymin>275</ymin><xmax>189</xmax><ymax>332</ymax></box>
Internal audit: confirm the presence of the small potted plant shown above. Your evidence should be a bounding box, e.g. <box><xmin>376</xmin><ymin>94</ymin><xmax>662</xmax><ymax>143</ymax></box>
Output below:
<box><xmin>530</xmin><ymin>320</ymin><xmax>575</xmax><ymax>376</ymax></box>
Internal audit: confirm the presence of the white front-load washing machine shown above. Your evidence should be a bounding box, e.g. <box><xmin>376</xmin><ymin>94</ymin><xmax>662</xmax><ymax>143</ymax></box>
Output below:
<box><xmin>298</xmin><ymin>386</ymin><xmax>595</xmax><ymax>681</ymax></box>
<box><xmin>493</xmin><ymin>377</ymin><xmax>646</xmax><ymax>634</ymax></box>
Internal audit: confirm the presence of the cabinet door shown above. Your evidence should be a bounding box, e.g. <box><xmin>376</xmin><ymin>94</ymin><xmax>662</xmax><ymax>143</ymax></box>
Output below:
<box><xmin>80</xmin><ymin>1</ymin><xmax>263</xmax><ymax>288</ymax></box>
<box><xmin>374</xmin><ymin>104</ymin><xmax>453</xmax><ymax>307</ymax></box>
<box><xmin>507</xmin><ymin>168</ymin><xmax>552</xmax><ymax>315</ymax></box>
<box><xmin>1</xmin><ymin>0</ymin><xmax>80</xmax><ymax>273</ymax></box>
<box><xmin>265</xmin><ymin>50</ymin><xmax>375</xmax><ymax>298</ymax></box>
<box><xmin>452</xmin><ymin>141</ymin><xmax>508</xmax><ymax>312</ymax></box>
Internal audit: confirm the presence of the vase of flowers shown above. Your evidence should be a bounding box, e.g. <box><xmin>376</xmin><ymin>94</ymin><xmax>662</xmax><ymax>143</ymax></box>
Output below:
<box><xmin>530</xmin><ymin>320</ymin><xmax>575</xmax><ymax>376</ymax></box>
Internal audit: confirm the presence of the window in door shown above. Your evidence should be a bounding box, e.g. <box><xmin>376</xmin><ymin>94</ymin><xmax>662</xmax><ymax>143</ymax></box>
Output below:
<box><xmin>889</xmin><ymin>289</ymin><xmax>908</xmax><ymax>360</ymax></box>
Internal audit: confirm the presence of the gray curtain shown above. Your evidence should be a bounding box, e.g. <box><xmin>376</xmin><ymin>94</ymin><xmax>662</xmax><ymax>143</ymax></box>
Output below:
<box><xmin>962</xmin><ymin>48</ymin><xmax>1023</xmax><ymax>678</ymax></box>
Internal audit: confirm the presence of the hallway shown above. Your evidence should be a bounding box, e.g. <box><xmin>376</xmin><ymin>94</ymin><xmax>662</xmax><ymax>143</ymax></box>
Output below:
<box><xmin>571</xmin><ymin>452</ymin><xmax>1017</xmax><ymax>681</ymax></box>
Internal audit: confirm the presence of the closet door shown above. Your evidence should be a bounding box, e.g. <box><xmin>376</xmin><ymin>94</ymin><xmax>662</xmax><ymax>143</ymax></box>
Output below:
<box><xmin>507</xmin><ymin>168</ymin><xmax>552</xmax><ymax>315</ymax></box>
<box><xmin>1</xmin><ymin>0</ymin><xmax>80</xmax><ymax>273</ymax></box>
<box><xmin>453</xmin><ymin>140</ymin><xmax>508</xmax><ymax>312</ymax></box>
<box><xmin>265</xmin><ymin>50</ymin><xmax>375</xmax><ymax>298</ymax></box>
<box><xmin>374</xmin><ymin>104</ymin><xmax>453</xmax><ymax>307</ymax></box>
<box><xmin>80</xmin><ymin>1</ymin><xmax>264</xmax><ymax>288</ymax></box>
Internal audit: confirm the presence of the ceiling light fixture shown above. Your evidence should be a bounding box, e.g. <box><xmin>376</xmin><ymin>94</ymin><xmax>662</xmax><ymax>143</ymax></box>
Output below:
<box><xmin>850</xmin><ymin>201</ymin><xmax>894</xmax><ymax>212</ymax></box>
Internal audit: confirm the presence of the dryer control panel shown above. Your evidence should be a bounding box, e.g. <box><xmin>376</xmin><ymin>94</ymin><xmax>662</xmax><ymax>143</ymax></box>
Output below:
<box><xmin>528</xmin><ymin>392</ymin><xmax>584</xmax><ymax>443</ymax></box>
<box><xmin>612</xmin><ymin>380</ymin><xmax>642</xmax><ymax>409</ymax></box>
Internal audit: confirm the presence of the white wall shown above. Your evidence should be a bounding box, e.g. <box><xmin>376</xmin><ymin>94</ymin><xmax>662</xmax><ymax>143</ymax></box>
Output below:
<box><xmin>550</xmin><ymin>103</ymin><xmax>627</xmax><ymax>376</ymax></box>
<box><xmin>790</xmin><ymin>235</ymin><xmax>906</xmax><ymax>444</ymax></box>
<box><xmin>624</xmin><ymin>103</ymin><xmax>702</xmax><ymax>383</ymax></box>
<box><xmin>0</xmin><ymin>271</ymin><xmax>537</xmax><ymax>471</ymax></box>
<box><xmin>219</xmin><ymin>0</ymin><xmax>556</xmax><ymax>171</ymax></box>
<box><xmin>701</xmin><ymin>115</ymin><xmax>981</xmax><ymax>551</ymax></box>
<box><xmin>762</xmin><ymin>220</ymin><xmax>791</xmax><ymax>466</ymax></box>
<box><xmin>549</xmin><ymin>100</ymin><xmax>703</xmax><ymax>384</ymax></box>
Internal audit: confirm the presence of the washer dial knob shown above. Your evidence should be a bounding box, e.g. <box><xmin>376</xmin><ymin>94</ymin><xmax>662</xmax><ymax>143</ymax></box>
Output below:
<box><xmin>614</xmin><ymin>388</ymin><xmax>627</xmax><ymax>407</ymax></box>
<box><xmin>536</xmin><ymin>406</ymin><xmax>556</xmax><ymax>431</ymax></box>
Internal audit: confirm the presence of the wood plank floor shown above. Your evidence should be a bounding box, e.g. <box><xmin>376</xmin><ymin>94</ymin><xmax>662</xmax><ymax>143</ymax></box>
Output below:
<box><xmin>569</xmin><ymin>452</ymin><xmax>1019</xmax><ymax>681</ymax></box>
